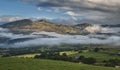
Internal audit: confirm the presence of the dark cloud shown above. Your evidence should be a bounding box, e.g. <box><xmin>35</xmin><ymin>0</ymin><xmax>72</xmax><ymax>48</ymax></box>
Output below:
<box><xmin>22</xmin><ymin>0</ymin><xmax>120</xmax><ymax>12</ymax></box>
<box><xmin>5</xmin><ymin>0</ymin><xmax>120</xmax><ymax>24</ymax></box>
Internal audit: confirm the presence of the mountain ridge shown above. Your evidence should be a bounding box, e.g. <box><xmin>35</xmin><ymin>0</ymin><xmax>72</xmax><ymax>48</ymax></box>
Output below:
<box><xmin>0</xmin><ymin>19</ymin><xmax>80</xmax><ymax>34</ymax></box>
<box><xmin>1</xmin><ymin>19</ymin><xmax>115</xmax><ymax>34</ymax></box>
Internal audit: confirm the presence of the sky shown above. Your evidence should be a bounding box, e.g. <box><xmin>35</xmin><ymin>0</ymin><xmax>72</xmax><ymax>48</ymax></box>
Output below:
<box><xmin>0</xmin><ymin>0</ymin><xmax>120</xmax><ymax>25</ymax></box>
<box><xmin>0</xmin><ymin>0</ymin><xmax>66</xmax><ymax>18</ymax></box>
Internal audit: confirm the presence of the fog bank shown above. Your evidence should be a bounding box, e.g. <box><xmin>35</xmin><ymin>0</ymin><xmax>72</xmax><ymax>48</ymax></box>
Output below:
<box><xmin>0</xmin><ymin>28</ymin><xmax>120</xmax><ymax>48</ymax></box>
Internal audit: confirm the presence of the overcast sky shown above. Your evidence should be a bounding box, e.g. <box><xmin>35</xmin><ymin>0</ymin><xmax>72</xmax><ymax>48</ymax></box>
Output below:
<box><xmin>0</xmin><ymin>0</ymin><xmax>120</xmax><ymax>24</ymax></box>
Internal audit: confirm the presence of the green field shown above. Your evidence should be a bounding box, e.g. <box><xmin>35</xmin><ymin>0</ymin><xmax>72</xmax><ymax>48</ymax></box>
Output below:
<box><xmin>14</xmin><ymin>53</ymin><xmax>40</xmax><ymax>58</ymax></box>
<box><xmin>13</xmin><ymin>51</ymin><xmax>77</xmax><ymax>58</ymax></box>
<box><xmin>60</xmin><ymin>51</ymin><xmax>78</xmax><ymax>55</ymax></box>
<box><xmin>0</xmin><ymin>47</ymin><xmax>120</xmax><ymax>70</ymax></box>
<box><xmin>0</xmin><ymin>57</ymin><xmax>120</xmax><ymax>70</ymax></box>
<box><xmin>70</xmin><ymin>51</ymin><xmax>120</xmax><ymax>61</ymax></box>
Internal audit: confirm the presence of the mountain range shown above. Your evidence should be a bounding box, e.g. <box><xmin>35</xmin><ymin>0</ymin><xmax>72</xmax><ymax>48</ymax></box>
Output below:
<box><xmin>0</xmin><ymin>19</ymin><xmax>120</xmax><ymax>48</ymax></box>
<box><xmin>1</xmin><ymin>19</ymin><xmax>120</xmax><ymax>35</ymax></box>
<box><xmin>0</xmin><ymin>19</ymin><xmax>100</xmax><ymax>34</ymax></box>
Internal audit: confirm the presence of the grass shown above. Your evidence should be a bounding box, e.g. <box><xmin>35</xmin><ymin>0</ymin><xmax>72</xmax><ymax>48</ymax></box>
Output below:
<box><xmin>60</xmin><ymin>51</ymin><xmax>78</xmax><ymax>55</ymax></box>
<box><xmin>14</xmin><ymin>51</ymin><xmax>78</xmax><ymax>58</ymax></box>
<box><xmin>102</xmin><ymin>49</ymin><xmax>120</xmax><ymax>53</ymax></box>
<box><xmin>14</xmin><ymin>53</ymin><xmax>40</xmax><ymax>58</ymax></box>
<box><xmin>70</xmin><ymin>51</ymin><xmax>120</xmax><ymax>61</ymax></box>
<box><xmin>0</xmin><ymin>57</ymin><xmax>120</xmax><ymax>70</ymax></box>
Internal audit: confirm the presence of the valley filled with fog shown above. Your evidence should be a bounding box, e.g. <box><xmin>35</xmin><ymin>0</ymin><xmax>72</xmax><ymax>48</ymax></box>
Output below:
<box><xmin>0</xmin><ymin>26</ymin><xmax>120</xmax><ymax>48</ymax></box>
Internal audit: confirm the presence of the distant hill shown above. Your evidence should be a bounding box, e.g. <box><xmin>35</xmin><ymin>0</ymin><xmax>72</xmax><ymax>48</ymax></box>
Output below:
<box><xmin>75</xmin><ymin>23</ymin><xmax>92</xmax><ymax>27</ymax></box>
<box><xmin>0</xmin><ymin>19</ymin><xmax>80</xmax><ymax>34</ymax></box>
<box><xmin>101</xmin><ymin>24</ymin><xmax>120</xmax><ymax>27</ymax></box>
<box><xmin>1</xmin><ymin>19</ymin><xmax>33</xmax><ymax>28</ymax></box>
<box><xmin>1</xmin><ymin>19</ymin><xmax>112</xmax><ymax>34</ymax></box>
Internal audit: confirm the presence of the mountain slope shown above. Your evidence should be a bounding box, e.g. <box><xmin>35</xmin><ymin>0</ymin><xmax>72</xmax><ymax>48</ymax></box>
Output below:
<box><xmin>1</xmin><ymin>19</ymin><xmax>79</xmax><ymax>34</ymax></box>
<box><xmin>101</xmin><ymin>24</ymin><xmax>120</xmax><ymax>27</ymax></box>
<box><xmin>1</xmin><ymin>19</ymin><xmax>33</xmax><ymax>28</ymax></box>
<box><xmin>1</xmin><ymin>19</ymin><xmax>119</xmax><ymax>35</ymax></box>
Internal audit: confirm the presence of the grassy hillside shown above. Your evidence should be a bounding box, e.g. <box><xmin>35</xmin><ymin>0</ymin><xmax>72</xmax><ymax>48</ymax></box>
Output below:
<box><xmin>0</xmin><ymin>57</ymin><xmax>119</xmax><ymax>70</ymax></box>
<box><xmin>71</xmin><ymin>52</ymin><xmax>120</xmax><ymax>61</ymax></box>
<box><xmin>1</xmin><ymin>19</ymin><xmax>79</xmax><ymax>34</ymax></box>
<box><xmin>70</xmin><ymin>50</ymin><xmax>120</xmax><ymax>61</ymax></box>
<box><xmin>1</xmin><ymin>19</ymin><xmax>94</xmax><ymax>34</ymax></box>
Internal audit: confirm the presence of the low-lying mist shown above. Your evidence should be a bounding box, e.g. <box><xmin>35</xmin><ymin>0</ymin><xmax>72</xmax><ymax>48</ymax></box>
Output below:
<box><xmin>0</xmin><ymin>27</ymin><xmax>120</xmax><ymax>48</ymax></box>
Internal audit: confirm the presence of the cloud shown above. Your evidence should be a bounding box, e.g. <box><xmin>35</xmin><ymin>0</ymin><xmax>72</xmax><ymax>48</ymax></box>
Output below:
<box><xmin>37</xmin><ymin>7</ymin><xmax>42</xmax><ymax>11</ymax></box>
<box><xmin>66</xmin><ymin>11</ymin><xmax>78</xmax><ymax>21</ymax></box>
<box><xmin>16</xmin><ymin>0</ymin><xmax>120</xmax><ymax>24</ymax></box>
<box><xmin>0</xmin><ymin>28</ymin><xmax>120</xmax><ymax>48</ymax></box>
<box><xmin>66</xmin><ymin>11</ymin><xmax>78</xmax><ymax>16</ymax></box>
<box><xmin>0</xmin><ymin>15</ymin><xmax>23</xmax><ymax>25</ymax></box>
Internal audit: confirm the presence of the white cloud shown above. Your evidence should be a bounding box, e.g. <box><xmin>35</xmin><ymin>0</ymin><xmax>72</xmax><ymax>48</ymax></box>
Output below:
<box><xmin>66</xmin><ymin>11</ymin><xmax>78</xmax><ymax>16</ymax></box>
<box><xmin>0</xmin><ymin>16</ymin><xmax>23</xmax><ymax>24</ymax></box>
<box><xmin>37</xmin><ymin>7</ymin><xmax>42</xmax><ymax>11</ymax></box>
<box><xmin>66</xmin><ymin>11</ymin><xmax>79</xmax><ymax>21</ymax></box>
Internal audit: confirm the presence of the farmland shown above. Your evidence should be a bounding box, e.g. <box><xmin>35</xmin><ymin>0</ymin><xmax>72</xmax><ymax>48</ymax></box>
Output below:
<box><xmin>70</xmin><ymin>51</ymin><xmax>120</xmax><ymax>61</ymax></box>
<box><xmin>0</xmin><ymin>46</ymin><xmax>120</xmax><ymax>69</ymax></box>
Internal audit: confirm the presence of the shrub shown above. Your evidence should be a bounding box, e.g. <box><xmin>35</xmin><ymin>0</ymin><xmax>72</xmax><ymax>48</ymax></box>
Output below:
<box><xmin>78</xmin><ymin>56</ymin><xmax>85</xmax><ymax>61</ymax></box>
<box><xmin>104</xmin><ymin>59</ymin><xmax>120</xmax><ymax>67</ymax></box>
<box><xmin>82</xmin><ymin>57</ymin><xmax>96</xmax><ymax>64</ymax></box>
<box><xmin>93</xmin><ymin>48</ymin><xmax>100</xmax><ymax>52</ymax></box>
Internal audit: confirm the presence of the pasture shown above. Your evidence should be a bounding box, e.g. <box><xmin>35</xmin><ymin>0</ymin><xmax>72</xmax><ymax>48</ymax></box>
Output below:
<box><xmin>0</xmin><ymin>57</ymin><xmax>120</xmax><ymax>70</ymax></box>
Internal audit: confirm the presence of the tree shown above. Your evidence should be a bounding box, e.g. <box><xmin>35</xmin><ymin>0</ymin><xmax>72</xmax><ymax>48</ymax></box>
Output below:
<box><xmin>93</xmin><ymin>48</ymin><xmax>100</xmax><ymax>52</ymax></box>
<box><xmin>78</xmin><ymin>50</ymin><xmax>82</xmax><ymax>53</ymax></box>
<box><xmin>61</xmin><ymin>53</ymin><xmax>69</xmax><ymax>61</ymax></box>
<box><xmin>104</xmin><ymin>59</ymin><xmax>120</xmax><ymax>67</ymax></box>
<box><xmin>34</xmin><ymin>55</ymin><xmax>40</xmax><ymax>58</ymax></box>
<box><xmin>82</xmin><ymin>57</ymin><xmax>96</xmax><ymax>64</ymax></box>
<box><xmin>78</xmin><ymin>55</ymin><xmax>85</xmax><ymax>60</ymax></box>
<box><xmin>39</xmin><ymin>52</ymin><xmax>47</xmax><ymax>58</ymax></box>
<box><xmin>62</xmin><ymin>53</ymin><xmax>67</xmax><ymax>57</ymax></box>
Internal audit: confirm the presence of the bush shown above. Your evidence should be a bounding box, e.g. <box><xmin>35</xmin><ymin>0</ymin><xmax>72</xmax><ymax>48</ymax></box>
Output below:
<box><xmin>2</xmin><ymin>54</ymin><xmax>11</xmax><ymax>57</ymax></box>
<box><xmin>34</xmin><ymin>55</ymin><xmax>41</xmax><ymax>58</ymax></box>
<box><xmin>93</xmin><ymin>48</ymin><xmax>100</xmax><ymax>52</ymax></box>
<box><xmin>78</xmin><ymin>51</ymin><xmax>82</xmax><ymax>53</ymax></box>
<box><xmin>104</xmin><ymin>59</ymin><xmax>120</xmax><ymax>67</ymax></box>
<box><xmin>78</xmin><ymin>56</ymin><xmax>85</xmax><ymax>60</ymax></box>
<box><xmin>62</xmin><ymin>53</ymin><xmax>67</xmax><ymax>57</ymax></box>
<box><xmin>34</xmin><ymin>52</ymin><xmax>70</xmax><ymax>61</ymax></box>
<box><xmin>82</xmin><ymin>57</ymin><xmax>96</xmax><ymax>64</ymax></box>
